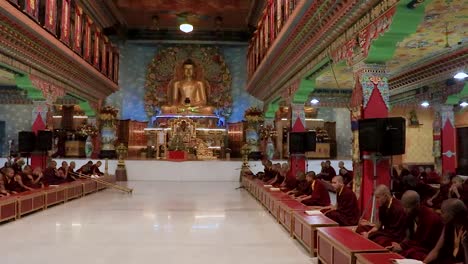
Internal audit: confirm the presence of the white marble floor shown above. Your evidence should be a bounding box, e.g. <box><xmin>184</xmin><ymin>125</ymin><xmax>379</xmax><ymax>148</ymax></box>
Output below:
<box><xmin>0</xmin><ymin>182</ymin><xmax>315</xmax><ymax>264</ymax></box>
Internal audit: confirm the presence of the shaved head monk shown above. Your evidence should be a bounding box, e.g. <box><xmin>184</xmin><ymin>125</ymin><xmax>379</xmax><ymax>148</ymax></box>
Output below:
<box><xmin>357</xmin><ymin>185</ymin><xmax>407</xmax><ymax>247</ymax></box>
<box><xmin>322</xmin><ymin>176</ymin><xmax>360</xmax><ymax>226</ymax></box>
<box><xmin>388</xmin><ymin>190</ymin><xmax>443</xmax><ymax>261</ymax></box>
<box><xmin>424</xmin><ymin>199</ymin><xmax>468</xmax><ymax>264</ymax></box>
<box><xmin>300</xmin><ymin>171</ymin><xmax>331</xmax><ymax>207</ymax></box>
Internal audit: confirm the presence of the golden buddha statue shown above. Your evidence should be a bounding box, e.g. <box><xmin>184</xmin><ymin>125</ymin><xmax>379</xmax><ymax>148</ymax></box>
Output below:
<box><xmin>162</xmin><ymin>59</ymin><xmax>214</xmax><ymax>115</ymax></box>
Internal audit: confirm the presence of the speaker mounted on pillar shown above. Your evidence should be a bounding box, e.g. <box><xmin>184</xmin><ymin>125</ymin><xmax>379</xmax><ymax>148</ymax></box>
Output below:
<box><xmin>37</xmin><ymin>130</ymin><xmax>53</xmax><ymax>151</ymax></box>
<box><xmin>18</xmin><ymin>131</ymin><xmax>36</xmax><ymax>153</ymax></box>
<box><xmin>358</xmin><ymin>117</ymin><xmax>406</xmax><ymax>156</ymax></box>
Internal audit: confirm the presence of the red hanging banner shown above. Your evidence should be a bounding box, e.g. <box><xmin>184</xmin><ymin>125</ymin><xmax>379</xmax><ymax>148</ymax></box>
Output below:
<box><xmin>93</xmin><ymin>28</ymin><xmax>101</xmax><ymax>69</ymax></box>
<box><xmin>73</xmin><ymin>5</ymin><xmax>83</xmax><ymax>54</ymax></box>
<box><xmin>83</xmin><ymin>16</ymin><xmax>93</xmax><ymax>62</ymax></box>
<box><xmin>101</xmin><ymin>36</ymin><xmax>108</xmax><ymax>75</ymax></box>
<box><xmin>60</xmin><ymin>0</ymin><xmax>71</xmax><ymax>46</ymax></box>
<box><xmin>44</xmin><ymin>0</ymin><xmax>57</xmax><ymax>35</ymax></box>
<box><xmin>108</xmin><ymin>45</ymin><xmax>114</xmax><ymax>80</ymax></box>
<box><xmin>24</xmin><ymin>0</ymin><xmax>39</xmax><ymax>21</ymax></box>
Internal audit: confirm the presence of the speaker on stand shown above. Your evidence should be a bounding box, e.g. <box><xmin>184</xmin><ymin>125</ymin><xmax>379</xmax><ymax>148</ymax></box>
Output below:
<box><xmin>37</xmin><ymin>130</ymin><xmax>53</xmax><ymax>169</ymax></box>
<box><xmin>358</xmin><ymin>117</ymin><xmax>406</xmax><ymax>223</ymax></box>
<box><xmin>18</xmin><ymin>131</ymin><xmax>36</xmax><ymax>165</ymax></box>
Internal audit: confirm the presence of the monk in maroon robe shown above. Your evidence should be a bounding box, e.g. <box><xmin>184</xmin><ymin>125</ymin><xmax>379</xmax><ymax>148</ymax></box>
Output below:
<box><xmin>287</xmin><ymin>171</ymin><xmax>308</xmax><ymax>196</ymax></box>
<box><xmin>356</xmin><ymin>185</ymin><xmax>407</xmax><ymax>247</ymax></box>
<box><xmin>281</xmin><ymin>170</ymin><xmax>300</xmax><ymax>192</ymax></box>
<box><xmin>322</xmin><ymin>176</ymin><xmax>360</xmax><ymax>226</ymax></box>
<box><xmin>449</xmin><ymin>176</ymin><xmax>468</xmax><ymax>206</ymax></box>
<box><xmin>389</xmin><ymin>190</ymin><xmax>443</xmax><ymax>261</ymax></box>
<box><xmin>43</xmin><ymin>160</ymin><xmax>66</xmax><ymax>185</ymax></box>
<box><xmin>67</xmin><ymin>161</ymin><xmax>78</xmax><ymax>182</ymax></box>
<box><xmin>0</xmin><ymin>167</ymin><xmax>31</xmax><ymax>194</ymax></box>
<box><xmin>424</xmin><ymin>199</ymin><xmax>468</xmax><ymax>264</ymax></box>
<box><xmin>77</xmin><ymin>161</ymin><xmax>93</xmax><ymax>175</ymax></box>
<box><xmin>427</xmin><ymin>173</ymin><xmax>451</xmax><ymax>210</ymax></box>
<box><xmin>300</xmin><ymin>172</ymin><xmax>331</xmax><ymax>207</ymax></box>
<box><xmin>318</xmin><ymin>160</ymin><xmax>336</xmax><ymax>182</ymax></box>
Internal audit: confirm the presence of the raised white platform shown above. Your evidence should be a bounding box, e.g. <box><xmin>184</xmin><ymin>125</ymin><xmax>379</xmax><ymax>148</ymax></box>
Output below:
<box><xmin>0</xmin><ymin>158</ymin><xmax>352</xmax><ymax>182</ymax></box>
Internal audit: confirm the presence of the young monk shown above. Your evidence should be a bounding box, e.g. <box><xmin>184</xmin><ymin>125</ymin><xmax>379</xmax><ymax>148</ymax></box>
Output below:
<box><xmin>356</xmin><ymin>185</ymin><xmax>407</xmax><ymax>247</ymax></box>
<box><xmin>287</xmin><ymin>171</ymin><xmax>308</xmax><ymax>197</ymax></box>
<box><xmin>388</xmin><ymin>190</ymin><xmax>443</xmax><ymax>261</ymax></box>
<box><xmin>321</xmin><ymin>176</ymin><xmax>360</xmax><ymax>226</ymax></box>
<box><xmin>299</xmin><ymin>171</ymin><xmax>331</xmax><ymax>207</ymax></box>
<box><xmin>0</xmin><ymin>167</ymin><xmax>32</xmax><ymax>194</ymax></box>
<box><xmin>427</xmin><ymin>173</ymin><xmax>452</xmax><ymax>210</ymax></box>
<box><xmin>424</xmin><ymin>199</ymin><xmax>468</xmax><ymax>264</ymax></box>
<box><xmin>90</xmin><ymin>161</ymin><xmax>104</xmax><ymax>176</ymax></box>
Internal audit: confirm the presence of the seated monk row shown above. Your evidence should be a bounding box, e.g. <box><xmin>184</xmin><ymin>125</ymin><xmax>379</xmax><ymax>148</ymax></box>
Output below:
<box><xmin>0</xmin><ymin>160</ymin><xmax>106</xmax><ymax>196</ymax></box>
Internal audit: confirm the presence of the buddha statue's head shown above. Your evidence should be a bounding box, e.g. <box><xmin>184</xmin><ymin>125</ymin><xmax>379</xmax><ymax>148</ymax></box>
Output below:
<box><xmin>183</xmin><ymin>59</ymin><xmax>195</xmax><ymax>79</ymax></box>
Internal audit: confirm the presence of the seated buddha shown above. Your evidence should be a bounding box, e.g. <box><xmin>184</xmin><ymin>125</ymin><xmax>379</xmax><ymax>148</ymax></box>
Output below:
<box><xmin>161</xmin><ymin>59</ymin><xmax>215</xmax><ymax>115</ymax></box>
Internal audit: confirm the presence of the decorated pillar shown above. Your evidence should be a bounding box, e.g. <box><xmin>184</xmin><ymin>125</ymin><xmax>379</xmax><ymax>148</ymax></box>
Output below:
<box><xmin>432</xmin><ymin>107</ymin><xmax>442</xmax><ymax>173</ymax></box>
<box><xmin>289</xmin><ymin>103</ymin><xmax>306</xmax><ymax>177</ymax></box>
<box><xmin>99</xmin><ymin>106</ymin><xmax>118</xmax><ymax>158</ymax></box>
<box><xmin>351</xmin><ymin>63</ymin><xmax>390</xmax><ymax>218</ymax></box>
<box><xmin>440</xmin><ymin>105</ymin><xmax>457</xmax><ymax>174</ymax></box>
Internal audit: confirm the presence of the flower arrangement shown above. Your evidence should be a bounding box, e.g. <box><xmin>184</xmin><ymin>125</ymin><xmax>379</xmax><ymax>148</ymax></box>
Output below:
<box><xmin>99</xmin><ymin>105</ymin><xmax>119</xmax><ymax>120</ymax></box>
<box><xmin>244</xmin><ymin>107</ymin><xmax>264</xmax><ymax>123</ymax></box>
<box><xmin>77</xmin><ymin>123</ymin><xmax>98</xmax><ymax>137</ymax></box>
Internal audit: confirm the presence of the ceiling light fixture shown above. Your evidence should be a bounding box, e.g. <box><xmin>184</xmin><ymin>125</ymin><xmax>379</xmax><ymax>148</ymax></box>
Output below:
<box><xmin>179</xmin><ymin>23</ymin><xmax>193</xmax><ymax>33</ymax></box>
<box><xmin>420</xmin><ymin>101</ymin><xmax>430</xmax><ymax>107</ymax></box>
<box><xmin>460</xmin><ymin>101</ymin><xmax>468</xmax><ymax>107</ymax></box>
<box><xmin>454</xmin><ymin>72</ymin><xmax>468</xmax><ymax>80</ymax></box>
<box><xmin>310</xmin><ymin>98</ymin><xmax>319</xmax><ymax>105</ymax></box>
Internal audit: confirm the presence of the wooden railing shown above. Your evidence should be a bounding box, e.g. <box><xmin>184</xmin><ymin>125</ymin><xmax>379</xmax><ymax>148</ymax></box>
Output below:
<box><xmin>5</xmin><ymin>0</ymin><xmax>119</xmax><ymax>84</ymax></box>
<box><xmin>247</xmin><ymin>0</ymin><xmax>300</xmax><ymax>80</ymax></box>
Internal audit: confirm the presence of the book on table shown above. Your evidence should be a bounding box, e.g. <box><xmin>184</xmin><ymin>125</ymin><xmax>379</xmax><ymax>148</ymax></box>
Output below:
<box><xmin>305</xmin><ymin>210</ymin><xmax>323</xmax><ymax>215</ymax></box>
<box><xmin>263</xmin><ymin>184</ymin><xmax>273</xmax><ymax>187</ymax></box>
<box><xmin>269</xmin><ymin>187</ymin><xmax>280</xmax><ymax>191</ymax></box>
<box><xmin>392</xmin><ymin>259</ymin><xmax>423</xmax><ymax>264</ymax></box>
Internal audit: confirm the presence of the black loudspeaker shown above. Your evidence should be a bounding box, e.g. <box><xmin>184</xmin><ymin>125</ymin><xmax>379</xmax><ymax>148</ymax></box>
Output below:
<box><xmin>289</xmin><ymin>132</ymin><xmax>305</xmax><ymax>153</ymax></box>
<box><xmin>37</xmin><ymin>130</ymin><xmax>53</xmax><ymax>151</ymax></box>
<box><xmin>359</xmin><ymin>117</ymin><xmax>406</xmax><ymax>156</ymax></box>
<box><xmin>18</xmin><ymin>131</ymin><xmax>36</xmax><ymax>153</ymax></box>
<box><xmin>289</xmin><ymin>131</ymin><xmax>317</xmax><ymax>153</ymax></box>
<box><xmin>304</xmin><ymin>131</ymin><xmax>317</xmax><ymax>152</ymax></box>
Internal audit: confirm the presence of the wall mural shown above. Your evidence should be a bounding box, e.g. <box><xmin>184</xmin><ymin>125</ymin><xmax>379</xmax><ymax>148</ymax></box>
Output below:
<box><xmin>0</xmin><ymin>104</ymin><xmax>34</xmax><ymax>156</ymax></box>
<box><xmin>106</xmin><ymin>43</ymin><xmax>262</xmax><ymax>123</ymax></box>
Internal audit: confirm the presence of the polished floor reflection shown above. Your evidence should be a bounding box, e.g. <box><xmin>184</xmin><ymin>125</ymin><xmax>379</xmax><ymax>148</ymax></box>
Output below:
<box><xmin>0</xmin><ymin>182</ymin><xmax>314</xmax><ymax>264</ymax></box>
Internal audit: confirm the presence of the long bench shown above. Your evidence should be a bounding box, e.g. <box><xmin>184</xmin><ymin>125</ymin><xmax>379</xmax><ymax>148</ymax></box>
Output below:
<box><xmin>0</xmin><ymin>176</ymin><xmax>115</xmax><ymax>224</ymax></box>
<box><xmin>355</xmin><ymin>252</ymin><xmax>404</xmax><ymax>264</ymax></box>
<box><xmin>293</xmin><ymin>211</ymin><xmax>339</xmax><ymax>256</ymax></box>
<box><xmin>317</xmin><ymin>227</ymin><xmax>388</xmax><ymax>264</ymax></box>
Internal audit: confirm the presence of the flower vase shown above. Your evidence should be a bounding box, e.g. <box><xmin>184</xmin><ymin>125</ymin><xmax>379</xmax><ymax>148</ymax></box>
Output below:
<box><xmin>85</xmin><ymin>136</ymin><xmax>93</xmax><ymax>158</ymax></box>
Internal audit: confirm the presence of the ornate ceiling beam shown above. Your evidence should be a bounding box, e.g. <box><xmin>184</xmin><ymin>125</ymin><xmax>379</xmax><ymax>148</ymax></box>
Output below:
<box><xmin>0</xmin><ymin>2</ymin><xmax>118</xmax><ymax>106</ymax></box>
<box><xmin>389</xmin><ymin>46</ymin><xmax>468</xmax><ymax>95</ymax></box>
<box><xmin>248</xmin><ymin>0</ymin><xmax>391</xmax><ymax>102</ymax></box>
<box><xmin>77</xmin><ymin>0</ymin><xmax>125</xmax><ymax>29</ymax></box>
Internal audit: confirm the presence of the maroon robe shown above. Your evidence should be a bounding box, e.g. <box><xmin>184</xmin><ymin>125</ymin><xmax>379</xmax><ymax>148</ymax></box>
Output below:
<box><xmin>43</xmin><ymin>167</ymin><xmax>65</xmax><ymax>185</ymax></box>
<box><xmin>302</xmin><ymin>180</ymin><xmax>331</xmax><ymax>207</ymax></box>
<box><xmin>400</xmin><ymin>206</ymin><xmax>443</xmax><ymax>260</ymax></box>
<box><xmin>272</xmin><ymin>173</ymin><xmax>285</xmax><ymax>187</ymax></box>
<box><xmin>294</xmin><ymin>179</ymin><xmax>311</xmax><ymax>197</ymax></box>
<box><xmin>358</xmin><ymin>198</ymin><xmax>408</xmax><ymax>247</ymax></box>
<box><xmin>67</xmin><ymin>167</ymin><xmax>76</xmax><ymax>182</ymax></box>
<box><xmin>431</xmin><ymin>183</ymin><xmax>451</xmax><ymax>209</ymax></box>
<box><xmin>324</xmin><ymin>186</ymin><xmax>360</xmax><ymax>226</ymax></box>
<box><xmin>283</xmin><ymin>176</ymin><xmax>297</xmax><ymax>192</ymax></box>
<box><xmin>437</xmin><ymin>220</ymin><xmax>468</xmax><ymax>264</ymax></box>
<box><xmin>2</xmin><ymin>175</ymin><xmax>25</xmax><ymax>193</ymax></box>
<box><xmin>90</xmin><ymin>164</ymin><xmax>104</xmax><ymax>176</ymax></box>
<box><xmin>320</xmin><ymin>167</ymin><xmax>336</xmax><ymax>182</ymax></box>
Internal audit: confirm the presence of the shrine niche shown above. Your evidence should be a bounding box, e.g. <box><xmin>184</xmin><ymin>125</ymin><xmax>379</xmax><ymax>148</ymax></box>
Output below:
<box><xmin>143</xmin><ymin>46</ymin><xmax>231</xmax><ymax>160</ymax></box>
<box><xmin>144</xmin><ymin>46</ymin><xmax>233</xmax><ymax>123</ymax></box>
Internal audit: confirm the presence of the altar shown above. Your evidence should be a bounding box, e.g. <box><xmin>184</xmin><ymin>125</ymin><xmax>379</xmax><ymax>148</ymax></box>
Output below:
<box><xmin>142</xmin><ymin>49</ymin><xmax>232</xmax><ymax>161</ymax></box>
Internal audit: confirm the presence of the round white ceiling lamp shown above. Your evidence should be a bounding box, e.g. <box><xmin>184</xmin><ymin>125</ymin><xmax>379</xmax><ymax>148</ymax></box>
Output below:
<box><xmin>420</xmin><ymin>101</ymin><xmax>430</xmax><ymax>107</ymax></box>
<box><xmin>454</xmin><ymin>71</ymin><xmax>468</xmax><ymax>80</ymax></box>
<box><xmin>460</xmin><ymin>101</ymin><xmax>468</xmax><ymax>107</ymax></box>
<box><xmin>310</xmin><ymin>98</ymin><xmax>319</xmax><ymax>105</ymax></box>
<box><xmin>179</xmin><ymin>23</ymin><xmax>193</xmax><ymax>33</ymax></box>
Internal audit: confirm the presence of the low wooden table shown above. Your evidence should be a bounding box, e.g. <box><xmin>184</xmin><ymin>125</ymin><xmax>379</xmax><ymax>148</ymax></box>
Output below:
<box><xmin>43</xmin><ymin>186</ymin><xmax>67</xmax><ymax>208</ymax></box>
<box><xmin>266</xmin><ymin>190</ymin><xmax>292</xmax><ymax>215</ymax></box>
<box><xmin>277</xmin><ymin>199</ymin><xmax>312</xmax><ymax>234</ymax></box>
<box><xmin>65</xmin><ymin>182</ymin><xmax>84</xmax><ymax>200</ymax></box>
<box><xmin>293</xmin><ymin>211</ymin><xmax>339</xmax><ymax>256</ymax></box>
<box><xmin>317</xmin><ymin>227</ymin><xmax>388</xmax><ymax>264</ymax></box>
<box><xmin>0</xmin><ymin>196</ymin><xmax>17</xmax><ymax>222</ymax></box>
<box><xmin>82</xmin><ymin>180</ymin><xmax>97</xmax><ymax>195</ymax></box>
<box><xmin>355</xmin><ymin>252</ymin><xmax>404</xmax><ymax>264</ymax></box>
<box><xmin>16</xmin><ymin>190</ymin><xmax>45</xmax><ymax>218</ymax></box>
